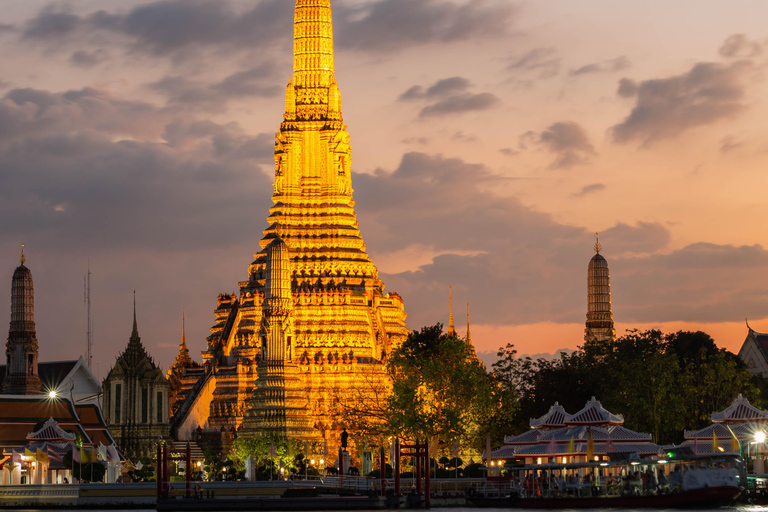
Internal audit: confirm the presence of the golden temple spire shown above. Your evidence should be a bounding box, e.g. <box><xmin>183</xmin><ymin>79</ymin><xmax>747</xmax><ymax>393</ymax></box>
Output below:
<box><xmin>466</xmin><ymin>302</ymin><xmax>472</xmax><ymax>346</ymax></box>
<box><xmin>181</xmin><ymin>308</ymin><xmax>186</xmax><ymax>347</ymax></box>
<box><xmin>132</xmin><ymin>290</ymin><xmax>138</xmax><ymax>339</ymax></box>
<box><xmin>594</xmin><ymin>232</ymin><xmax>601</xmax><ymax>254</ymax></box>
<box><xmin>292</xmin><ymin>0</ymin><xmax>335</xmax><ymax>93</ymax></box>
<box><xmin>448</xmin><ymin>286</ymin><xmax>456</xmax><ymax>336</ymax></box>
<box><xmin>19</xmin><ymin>244</ymin><xmax>25</xmax><ymax>266</ymax></box>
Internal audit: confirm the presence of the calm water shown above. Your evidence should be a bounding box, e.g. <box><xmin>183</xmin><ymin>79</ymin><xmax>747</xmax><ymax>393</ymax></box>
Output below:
<box><xmin>11</xmin><ymin>508</ymin><xmax>768</xmax><ymax>512</ymax></box>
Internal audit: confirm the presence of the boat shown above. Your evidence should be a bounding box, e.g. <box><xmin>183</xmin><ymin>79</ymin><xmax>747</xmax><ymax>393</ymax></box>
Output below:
<box><xmin>467</xmin><ymin>450</ymin><xmax>742</xmax><ymax>508</ymax></box>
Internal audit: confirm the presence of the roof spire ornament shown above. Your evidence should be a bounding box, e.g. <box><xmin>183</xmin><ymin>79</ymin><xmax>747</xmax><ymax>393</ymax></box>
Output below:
<box><xmin>448</xmin><ymin>286</ymin><xmax>456</xmax><ymax>336</ymax></box>
<box><xmin>594</xmin><ymin>232</ymin><xmax>601</xmax><ymax>254</ymax></box>
<box><xmin>181</xmin><ymin>308</ymin><xmax>186</xmax><ymax>346</ymax></box>
<box><xmin>132</xmin><ymin>290</ymin><xmax>139</xmax><ymax>339</ymax></box>
<box><xmin>20</xmin><ymin>244</ymin><xmax>25</xmax><ymax>266</ymax></box>
<box><xmin>466</xmin><ymin>302</ymin><xmax>472</xmax><ymax>346</ymax></box>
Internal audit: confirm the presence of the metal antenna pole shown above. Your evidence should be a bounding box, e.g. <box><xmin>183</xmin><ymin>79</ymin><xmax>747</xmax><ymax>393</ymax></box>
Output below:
<box><xmin>85</xmin><ymin>263</ymin><xmax>92</xmax><ymax>369</ymax></box>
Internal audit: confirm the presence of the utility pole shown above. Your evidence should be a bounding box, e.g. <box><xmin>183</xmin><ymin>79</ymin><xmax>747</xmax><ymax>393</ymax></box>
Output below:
<box><xmin>84</xmin><ymin>263</ymin><xmax>92</xmax><ymax>369</ymax></box>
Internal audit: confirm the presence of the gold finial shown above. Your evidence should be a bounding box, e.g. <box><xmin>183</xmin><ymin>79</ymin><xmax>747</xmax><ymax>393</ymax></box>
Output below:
<box><xmin>448</xmin><ymin>286</ymin><xmax>456</xmax><ymax>335</ymax></box>
<box><xmin>466</xmin><ymin>302</ymin><xmax>472</xmax><ymax>346</ymax></box>
<box><xmin>594</xmin><ymin>233</ymin><xmax>602</xmax><ymax>254</ymax></box>
<box><xmin>181</xmin><ymin>308</ymin><xmax>186</xmax><ymax>346</ymax></box>
<box><xmin>20</xmin><ymin>244</ymin><xmax>25</xmax><ymax>265</ymax></box>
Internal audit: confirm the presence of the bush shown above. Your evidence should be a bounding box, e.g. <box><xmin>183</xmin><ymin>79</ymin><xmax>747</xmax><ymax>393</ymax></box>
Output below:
<box><xmin>463</xmin><ymin>463</ymin><xmax>484</xmax><ymax>478</ymax></box>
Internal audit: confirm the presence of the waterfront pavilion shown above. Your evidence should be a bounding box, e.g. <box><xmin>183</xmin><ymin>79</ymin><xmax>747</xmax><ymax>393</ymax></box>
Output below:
<box><xmin>491</xmin><ymin>397</ymin><xmax>661</xmax><ymax>465</ymax></box>
<box><xmin>680</xmin><ymin>394</ymin><xmax>768</xmax><ymax>472</ymax></box>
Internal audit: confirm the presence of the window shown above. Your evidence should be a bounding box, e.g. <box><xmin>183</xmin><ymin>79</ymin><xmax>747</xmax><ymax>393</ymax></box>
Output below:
<box><xmin>157</xmin><ymin>391</ymin><xmax>163</xmax><ymax>423</ymax></box>
<box><xmin>27</xmin><ymin>355</ymin><xmax>33</xmax><ymax>375</ymax></box>
<box><xmin>114</xmin><ymin>384</ymin><xmax>122</xmax><ymax>423</ymax></box>
<box><xmin>141</xmin><ymin>388</ymin><xmax>148</xmax><ymax>423</ymax></box>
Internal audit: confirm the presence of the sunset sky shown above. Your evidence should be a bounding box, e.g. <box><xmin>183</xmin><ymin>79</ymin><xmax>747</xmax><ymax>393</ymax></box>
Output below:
<box><xmin>2</xmin><ymin>0</ymin><xmax>768</xmax><ymax>376</ymax></box>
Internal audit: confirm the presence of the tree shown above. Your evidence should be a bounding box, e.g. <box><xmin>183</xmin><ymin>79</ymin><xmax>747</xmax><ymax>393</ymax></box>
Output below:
<box><xmin>63</xmin><ymin>450</ymin><xmax>107</xmax><ymax>483</ymax></box>
<box><xmin>386</xmin><ymin>324</ymin><xmax>496</xmax><ymax>452</ymax></box>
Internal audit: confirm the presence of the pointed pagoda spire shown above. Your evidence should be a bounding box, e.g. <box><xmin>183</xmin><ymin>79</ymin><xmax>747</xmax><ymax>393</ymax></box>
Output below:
<box><xmin>466</xmin><ymin>302</ymin><xmax>472</xmax><ymax>346</ymax></box>
<box><xmin>585</xmin><ymin>235</ymin><xmax>616</xmax><ymax>344</ymax></box>
<box><xmin>131</xmin><ymin>290</ymin><xmax>139</xmax><ymax>339</ymax></box>
<box><xmin>19</xmin><ymin>243</ymin><xmax>25</xmax><ymax>266</ymax></box>
<box><xmin>293</xmin><ymin>0</ymin><xmax>335</xmax><ymax>91</ymax></box>
<box><xmin>447</xmin><ymin>286</ymin><xmax>456</xmax><ymax>336</ymax></box>
<box><xmin>172</xmin><ymin>308</ymin><xmax>193</xmax><ymax>370</ymax></box>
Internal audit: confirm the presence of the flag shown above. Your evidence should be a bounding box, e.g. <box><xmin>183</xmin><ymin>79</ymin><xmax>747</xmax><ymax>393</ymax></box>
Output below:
<box><xmin>107</xmin><ymin>445</ymin><xmax>119</xmax><ymax>463</ymax></box>
<box><xmin>485</xmin><ymin>432</ymin><xmax>492</xmax><ymax>464</ymax></box>
<box><xmin>693</xmin><ymin>434</ymin><xmax>698</xmax><ymax>454</ymax></box>
<box><xmin>12</xmin><ymin>449</ymin><xmax>21</xmax><ymax>465</ymax></box>
<box><xmin>97</xmin><ymin>445</ymin><xmax>107</xmax><ymax>462</ymax></box>
<box><xmin>453</xmin><ymin>439</ymin><xmax>459</xmax><ymax>458</ymax></box>
<box><xmin>80</xmin><ymin>447</ymin><xmax>90</xmax><ymax>464</ymax></box>
<box><xmin>732</xmin><ymin>434</ymin><xmax>739</xmax><ymax>454</ymax></box>
<box><xmin>547</xmin><ymin>435</ymin><xmax>556</xmax><ymax>455</ymax></box>
<box><xmin>586</xmin><ymin>429</ymin><xmax>595</xmax><ymax>460</ymax></box>
<box><xmin>269</xmin><ymin>442</ymin><xmax>276</xmax><ymax>459</ymax></box>
<box><xmin>36</xmin><ymin>448</ymin><xmax>48</xmax><ymax>464</ymax></box>
<box><xmin>567</xmin><ymin>436</ymin><xmax>574</xmax><ymax>454</ymax></box>
<box><xmin>713</xmin><ymin>431</ymin><xmax>718</xmax><ymax>452</ymax></box>
<box><xmin>606</xmin><ymin>430</ymin><xmax>615</xmax><ymax>453</ymax></box>
<box><xmin>25</xmin><ymin>448</ymin><xmax>34</xmax><ymax>459</ymax></box>
<box><xmin>72</xmin><ymin>448</ymin><xmax>81</xmax><ymax>464</ymax></box>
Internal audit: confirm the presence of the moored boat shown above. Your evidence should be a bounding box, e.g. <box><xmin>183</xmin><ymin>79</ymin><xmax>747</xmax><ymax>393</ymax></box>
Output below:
<box><xmin>468</xmin><ymin>451</ymin><xmax>742</xmax><ymax>508</ymax></box>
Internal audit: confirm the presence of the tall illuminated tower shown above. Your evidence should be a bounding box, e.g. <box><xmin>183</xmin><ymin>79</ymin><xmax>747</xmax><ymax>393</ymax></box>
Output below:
<box><xmin>183</xmin><ymin>0</ymin><xmax>408</xmax><ymax>444</ymax></box>
<box><xmin>3</xmin><ymin>246</ymin><xmax>42</xmax><ymax>395</ymax></box>
<box><xmin>585</xmin><ymin>235</ymin><xmax>616</xmax><ymax>344</ymax></box>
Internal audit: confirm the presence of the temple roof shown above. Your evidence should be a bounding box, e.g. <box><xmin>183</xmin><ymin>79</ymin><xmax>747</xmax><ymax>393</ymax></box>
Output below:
<box><xmin>711</xmin><ymin>394</ymin><xmax>768</xmax><ymax>423</ymax></box>
<box><xmin>27</xmin><ymin>417</ymin><xmax>75</xmax><ymax>442</ymax></box>
<box><xmin>565</xmin><ymin>397</ymin><xmax>624</xmax><ymax>426</ymax></box>
<box><xmin>530</xmin><ymin>402</ymin><xmax>569</xmax><ymax>429</ymax></box>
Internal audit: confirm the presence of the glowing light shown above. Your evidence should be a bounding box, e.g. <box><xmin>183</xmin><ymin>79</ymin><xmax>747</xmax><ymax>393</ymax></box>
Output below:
<box><xmin>717</xmin><ymin>446</ymin><xmax>725</xmax><ymax>452</ymax></box>
<box><xmin>48</xmin><ymin>390</ymin><xmax>57</xmax><ymax>399</ymax></box>
<box><xmin>562</xmin><ymin>457</ymin><xmax>567</xmax><ymax>464</ymax></box>
<box><xmin>658</xmin><ymin>460</ymin><xmax>668</xmax><ymax>464</ymax></box>
<box><xmin>594</xmin><ymin>456</ymin><xmax>599</xmax><ymax>461</ymax></box>
<box><xmin>631</xmin><ymin>462</ymin><xmax>639</xmax><ymax>466</ymax></box>
<box><xmin>756</xmin><ymin>431</ymin><xmax>766</xmax><ymax>443</ymax></box>
<box><xmin>197</xmin><ymin>461</ymin><xmax>202</xmax><ymax>467</ymax></box>
<box><xmin>600</xmin><ymin>463</ymin><xmax>608</xmax><ymax>467</ymax></box>
<box><xmin>311</xmin><ymin>459</ymin><xmax>315</xmax><ymax>464</ymax></box>
<box><xmin>320</xmin><ymin>459</ymin><xmax>324</xmax><ymax>465</ymax></box>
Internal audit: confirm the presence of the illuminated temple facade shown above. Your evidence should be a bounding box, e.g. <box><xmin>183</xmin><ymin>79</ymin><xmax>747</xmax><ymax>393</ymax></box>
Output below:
<box><xmin>170</xmin><ymin>0</ymin><xmax>408</xmax><ymax>451</ymax></box>
<box><xmin>585</xmin><ymin>236</ymin><xmax>616</xmax><ymax>344</ymax></box>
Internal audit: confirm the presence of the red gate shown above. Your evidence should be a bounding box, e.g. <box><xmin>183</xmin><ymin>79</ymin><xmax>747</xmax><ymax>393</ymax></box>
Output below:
<box><xmin>156</xmin><ymin>442</ymin><xmax>192</xmax><ymax>501</ymax></box>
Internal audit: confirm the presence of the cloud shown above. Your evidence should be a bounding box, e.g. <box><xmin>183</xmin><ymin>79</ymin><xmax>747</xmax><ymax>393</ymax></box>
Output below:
<box><xmin>570</xmin><ymin>56</ymin><xmax>630</xmax><ymax>75</ymax></box>
<box><xmin>69</xmin><ymin>49</ymin><xmax>109</xmax><ymax>68</ymax></box>
<box><xmin>21</xmin><ymin>0</ymin><xmax>292</xmax><ymax>61</ymax></box>
<box><xmin>571</xmin><ymin>183</ymin><xmax>606</xmax><ymax>197</ymax></box>
<box><xmin>352</xmin><ymin>153</ymin><xmax>680</xmax><ymax>328</ymax></box>
<box><xmin>335</xmin><ymin>0</ymin><xmax>519</xmax><ymax>52</ymax></box>
<box><xmin>508</xmin><ymin>47</ymin><xmax>560</xmax><ymax>78</ymax></box>
<box><xmin>720</xmin><ymin>135</ymin><xmax>741</xmax><ymax>153</ymax></box>
<box><xmin>399</xmin><ymin>77</ymin><xmax>500</xmax><ymax>118</ymax></box>
<box><xmin>520</xmin><ymin>121</ymin><xmax>596</xmax><ymax>169</ymax></box>
<box><xmin>719</xmin><ymin>34</ymin><xmax>763</xmax><ymax>59</ymax></box>
<box><xmin>147</xmin><ymin>64</ymin><xmax>281</xmax><ymax>109</ymax></box>
<box><xmin>20</xmin><ymin>0</ymin><xmax>517</xmax><ymax>60</ymax></box>
<box><xmin>419</xmin><ymin>93</ymin><xmax>500</xmax><ymax>118</ymax></box>
<box><xmin>399</xmin><ymin>76</ymin><xmax>471</xmax><ymax>101</ymax></box>
<box><xmin>612</xmin><ymin>61</ymin><xmax>752</xmax><ymax>146</ymax></box>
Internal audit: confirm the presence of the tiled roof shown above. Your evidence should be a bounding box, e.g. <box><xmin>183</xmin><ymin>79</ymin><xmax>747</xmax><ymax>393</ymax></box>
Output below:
<box><xmin>680</xmin><ymin>439</ymin><xmax>740</xmax><ymax>455</ymax></box>
<box><xmin>565</xmin><ymin>397</ymin><xmax>624</xmax><ymax>426</ymax></box>
<box><xmin>530</xmin><ymin>402</ymin><xmax>569</xmax><ymax>429</ymax></box>
<box><xmin>514</xmin><ymin>441</ymin><xmax>660</xmax><ymax>457</ymax></box>
<box><xmin>711</xmin><ymin>394</ymin><xmax>768</xmax><ymax>423</ymax></box>
<box><xmin>26</xmin><ymin>418</ymin><xmax>75</xmax><ymax>442</ymax></box>
<box><xmin>684</xmin><ymin>421</ymin><xmax>765</xmax><ymax>440</ymax></box>
<box><xmin>504</xmin><ymin>429</ymin><xmax>543</xmax><ymax>445</ymax></box>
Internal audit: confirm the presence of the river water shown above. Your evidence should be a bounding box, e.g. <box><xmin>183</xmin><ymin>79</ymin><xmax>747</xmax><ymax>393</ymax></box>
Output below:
<box><xmin>10</xmin><ymin>508</ymin><xmax>768</xmax><ymax>512</ymax></box>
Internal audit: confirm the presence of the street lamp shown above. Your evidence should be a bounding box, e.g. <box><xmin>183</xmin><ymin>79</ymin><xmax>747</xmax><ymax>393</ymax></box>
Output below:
<box><xmin>756</xmin><ymin>431</ymin><xmax>766</xmax><ymax>444</ymax></box>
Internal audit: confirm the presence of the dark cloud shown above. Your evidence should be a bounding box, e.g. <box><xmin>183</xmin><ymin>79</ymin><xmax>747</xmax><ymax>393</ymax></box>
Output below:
<box><xmin>399</xmin><ymin>77</ymin><xmax>499</xmax><ymax>118</ymax></box>
<box><xmin>571</xmin><ymin>183</ymin><xmax>606</xmax><ymax>197</ymax></box>
<box><xmin>148</xmin><ymin>64</ymin><xmax>281</xmax><ymax>109</ymax></box>
<box><xmin>69</xmin><ymin>49</ymin><xmax>109</xmax><ymax>68</ymax></box>
<box><xmin>0</xmin><ymin>24</ymin><xmax>15</xmax><ymax>33</ymax></box>
<box><xmin>335</xmin><ymin>0</ymin><xmax>518</xmax><ymax>52</ymax></box>
<box><xmin>720</xmin><ymin>135</ymin><xmax>741</xmax><ymax>153</ymax></box>
<box><xmin>570</xmin><ymin>56</ymin><xmax>630</xmax><ymax>75</ymax></box>
<box><xmin>520</xmin><ymin>121</ymin><xmax>596</xmax><ymax>169</ymax></box>
<box><xmin>21</xmin><ymin>0</ymin><xmax>292</xmax><ymax>61</ymax></box>
<box><xmin>719</xmin><ymin>34</ymin><xmax>763</xmax><ymax>59</ymax></box>
<box><xmin>20</xmin><ymin>0</ymin><xmax>516</xmax><ymax>60</ymax></box>
<box><xmin>500</xmin><ymin>148</ymin><xmax>519</xmax><ymax>156</ymax></box>
<box><xmin>399</xmin><ymin>76</ymin><xmax>472</xmax><ymax>101</ymax></box>
<box><xmin>508</xmin><ymin>47</ymin><xmax>560</xmax><ymax>78</ymax></box>
<box><xmin>419</xmin><ymin>93</ymin><xmax>499</xmax><ymax>118</ymax></box>
<box><xmin>22</xmin><ymin>6</ymin><xmax>81</xmax><ymax>40</ymax></box>
<box><xmin>612</xmin><ymin>61</ymin><xmax>751</xmax><ymax>146</ymax></box>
